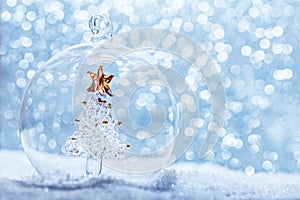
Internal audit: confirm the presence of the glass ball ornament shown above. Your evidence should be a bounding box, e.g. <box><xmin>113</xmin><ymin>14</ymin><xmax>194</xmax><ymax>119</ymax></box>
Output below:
<box><xmin>19</xmin><ymin>16</ymin><xmax>225</xmax><ymax>178</ymax></box>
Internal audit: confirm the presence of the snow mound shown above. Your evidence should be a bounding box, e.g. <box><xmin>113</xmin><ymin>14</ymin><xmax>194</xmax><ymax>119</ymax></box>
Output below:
<box><xmin>154</xmin><ymin>169</ymin><xmax>177</xmax><ymax>191</ymax></box>
<box><xmin>17</xmin><ymin>169</ymin><xmax>177</xmax><ymax>192</ymax></box>
<box><xmin>1</xmin><ymin>150</ymin><xmax>300</xmax><ymax>199</ymax></box>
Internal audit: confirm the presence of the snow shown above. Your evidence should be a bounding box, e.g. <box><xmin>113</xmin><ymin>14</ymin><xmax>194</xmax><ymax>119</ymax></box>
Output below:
<box><xmin>0</xmin><ymin>150</ymin><xmax>300</xmax><ymax>199</ymax></box>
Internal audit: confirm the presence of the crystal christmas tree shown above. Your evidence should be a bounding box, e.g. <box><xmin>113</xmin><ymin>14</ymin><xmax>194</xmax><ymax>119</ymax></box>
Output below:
<box><xmin>64</xmin><ymin>66</ymin><xmax>130</xmax><ymax>175</ymax></box>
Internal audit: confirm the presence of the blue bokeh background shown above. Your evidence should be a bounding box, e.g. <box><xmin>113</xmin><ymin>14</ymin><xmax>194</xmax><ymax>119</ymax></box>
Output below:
<box><xmin>1</xmin><ymin>0</ymin><xmax>300</xmax><ymax>174</ymax></box>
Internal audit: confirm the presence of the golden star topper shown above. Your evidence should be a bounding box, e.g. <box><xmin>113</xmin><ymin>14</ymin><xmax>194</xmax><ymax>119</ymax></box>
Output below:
<box><xmin>87</xmin><ymin>66</ymin><xmax>114</xmax><ymax>96</ymax></box>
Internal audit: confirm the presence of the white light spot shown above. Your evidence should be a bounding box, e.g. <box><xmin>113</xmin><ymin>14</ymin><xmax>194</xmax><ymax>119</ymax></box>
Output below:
<box><xmin>59</xmin><ymin>74</ymin><xmax>67</xmax><ymax>81</ymax></box>
<box><xmin>254</xmin><ymin>50</ymin><xmax>265</xmax><ymax>61</ymax></box>
<box><xmin>198</xmin><ymin>2</ymin><xmax>209</xmax><ymax>12</ymax></box>
<box><xmin>143</xmin><ymin>93</ymin><xmax>155</xmax><ymax>102</ymax></box>
<box><xmin>249</xmin><ymin>7</ymin><xmax>259</xmax><ymax>18</ymax></box>
<box><xmin>183</xmin><ymin>21</ymin><xmax>194</xmax><ymax>32</ymax></box>
<box><xmin>251</xmin><ymin>95</ymin><xmax>270</xmax><ymax>109</ymax></box>
<box><xmin>44</xmin><ymin>73</ymin><xmax>54</xmax><ymax>83</ymax></box>
<box><xmin>245</xmin><ymin>166</ymin><xmax>255</xmax><ymax>176</ymax></box>
<box><xmin>136</xmin><ymin>131</ymin><xmax>150</xmax><ymax>140</ymax></box>
<box><xmin>223</xmin><ymin>78</ymin><xmax>231</xmax><ymax>88</ymax></box>
<box><xmin>235</xmin><ymin>139</ymin><xmax>243</xmax><ymax>149</ymax></box>
<box><xmin>262</xmin><ymin>28</ymin><xmax>272</xmax><ymax>39</ymax></box>
<box><xmin>39</xmin><ymin>134</ymin><xmax>47</xmax><ymax>143</ymax></box>
<box><xmin>273</xmin><ymin>68</ymin><xmax>293</xmax><ymax>81</ymax></box>
<box><xmin>259</xmin><ymin>38</ymin><xmax>270</xmax><ymax>49</ymax></box>
<box><xmin>223</xmin><ymin>134</ymin><xmax>235</xmax><ymax>147</ymax></box>
<box><xmin>22</xmin><ymin>21</ymin><xmax>32</xmax><ymax>31</ymax></box>
<box><xmin>200</xmin><ymin>90</ymin><xmax>211</xmax><ymax>100</ymax></box>
<box><xmin>26</xmin><ymin>11</ymin><xmax>36</xmax><ymax>21</ymax></box>
<box><xmin>185</xmin><ymin>75</ymin><xmax>195</xmax><ymax>85</ymax></box>
<box><xmin>193</xmin><ymin>118</ymin><xmax>204</xmax><ymax>128</ymax></box>
<box><xmin>52</xmin><ymin>123</ymin><xmax>60</xmax><ymax>133</ymax></box>
<box><xmin>214</xmin><ymin>42</ymin><xmax>224</xmax><ymax>52</ymax></box>
<box><xmin>1</xmin><ymin>11</ymin><xmax>12</xmax><ymax>21</ymax></box>
<box><xmin>214</xmin><ymin>28</ymin><xmax>225</xmax><ymax>39</ymax></box>
<box><xmin>293</xmin><ymin>151</ymin><xmax>300</xmax><ymax>161</ymax></box>
<box><xmin>168</xmin><ymin>112</ymin><xmax>174</xmax><ymax>121</ymax></box>
<box><xmin>120</xmin><ymin>78</ymin><xmax>130</xmax><ymax>86</ymax></box>
<box><xmin>115</xmin><ymin>60</ymin><xmax>123</xmax><ymax>66</ymax></box>
<box><xmin>197</xmin><ymin>14</ymin><xmax>207</xmax><ymax>24</ymax></box>
<box><xmin>222</xmin><ymin>150</ymin><xmax>231</xmax><ymax>160</ymax></box>
<box><xmin>282</xmin><ymin>44</ymin><xmax>293</xmax><ymax>54</ymax></box>
<box><xmin>21</xmin><ymin>37</ymin><xmax>32</xmax><ymax>48</ymax></box>
<box><xmin>217</xmin><ymin>52</ymin><xmax>228</xmax><ymax>62</ymax></box>
<box><xmin>115</xmin><ymin>89</ymin><xmax>124</xmax><ymax>97</ymax></box>
<box><xmin>272</xmin><ymin>26</ymin><xmax>283</xmax><ymax>37</ymax></box>
<box><xmin>27</xmin><ymin>70</ymin><xmax>36</xmax><ymax>79</ymax></box>
<box><xmin>24</xmin><ymin>53</ymin><xmax>34</xmax><ymax>62</ymax></box>
<box><xmin>224</xmin><ymin>44</ymin><xmax>232</xmax><ymax>53</ymax></box>
<box><xmin>249</xmin><ymin>144</ymin><xmax>259</xmax><ymax>154</ymax></box>
<box><xmin>55</xmin><ymin>10</ymin><xmax>64</xmax><ymax>20</ymax></box>
<box><xmin>184</xmin><ymin>127</ymin><xmax>195</xmax><ymax>137</ymax></box>
<box><xmin>181</xmin><ymin>45</ymin><xmax>194</xmax><ymax>58</ymax></box>
<box><xmin>172</xmin><ymin>17</ymin><xmax>183</xmax><ymax>28</ymax></box>
<box><xmin>141</xmin><ymin>148</ymin><xmax>151</xmax><ymax>154</ymax></box>
<box><xmin>271</xmin><ymin>43</ymin><xmax>283</xmax><ymax>54</ymax></box>
<box><xmin>136</xmin><ymin>98</ymin><xmax>147</xmax><ymax>107</ymax></box>
<box><xmin>262</xmin><ymin>160</ymin><xmax>274</xmax><ymax>172</ymax></box>
<box><xmin>165</xmin><ymin>34</ymin><xmax>176</xmax><ymax>45</ymax></box>
<box><xmin>237</xmin><ymin>19</ymin><xmax>249</xmax><ymax>32</ymax></box>
<box><xmin>123</xmin><ymin>6</ymin><xmax>134</xmax><ymax>16</ymax></box>
<box><xmin>230</xmin><ymin>65</ymin><xmax>241</xmax><ymax>75</ymax></box>
<box><xmin>185</xmin><ymin>150</ymin><xmax>195</xmax><ymax>160</ymax></box>
<box><xmin>129</xmin><ymin>14</ymin><xmax>139</xmax><ymax>24</ymax></box>
<box><xmin>4</xmin><ymin>110</ymin><xmax>14</xmax><ymax>119</ymax></box>
<box><xmin>229</xmin><ymin>102</ymin><xmax>243</xmax><ymax>113</ymax></box>
<box><xmin>264</xmin><ymin>84</ymin><xmax>275</xmax><ymax>95</ymax></box>
<box><xmin>249</xmin><ymin>118</ymin><xmax>260</xmax><ymax>128</ymax></box>
<box><xmin>117</xmin><ymin>109</ymin><xmax>126</xmax><ymax>118</ymax></box>
<box><xmin>150</xmin><ymin>85</ymin><xmax>161</xmax><ymax>93</ymax></box>
<box><xmin>181</xmin><ymin>93</ymin><xmax>194</xmax><ymax>105</ymax></box>
<box><xmin>48</xmin><ymin>139</ymin><xmax>57</xmax><ymax>149</ymax></box>
<box><xmin>248</xmin><ymin>134</ymin><xmax>260</xmax><ymax>144</ymax></box>
<box><xmin>255</xmin><ymin>28</ymin><xmax>265</xmax><ymax>38</ymax></box>
<box><xmin>230</xmin><ymin>158</ymin><xmax>239</xmax><ymax>167</ymax></box>
<box><xmin>7</xmin><ymin>0</ymin><xmax>17</xmax><ymax>7</ymax></box>
<box><xmin>263</xmin><ymin>151</ymin><xmax>278</xmax><ymax>161</ymax></box>
<box><xmin>241</xmin><ymin>45</ymin><xmax>252</xmax><ymax>56</ymax></box>
<box><xmin>196</xmin><ymin>54</ymin><xmax>208</xmax><ymax>67</ymax></box>
<box><xmin>19</xmin><ymin>59</ymin><xmax>29</xmax><ymax>69</ymax></box>
<box><xmin>16</xmin><ymin>78</ymin><xmax>27</xmax><ymax>88</ymax></box>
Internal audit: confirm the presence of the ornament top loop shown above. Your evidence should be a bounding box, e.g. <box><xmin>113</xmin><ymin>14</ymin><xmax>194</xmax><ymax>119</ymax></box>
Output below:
<box><xmin>89</xmin><ymin>15</ymin><xmax>113</xmax><ymax>42</ymax></box>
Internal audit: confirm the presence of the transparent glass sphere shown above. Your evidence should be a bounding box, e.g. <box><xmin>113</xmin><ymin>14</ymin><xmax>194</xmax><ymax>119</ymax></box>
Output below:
<box><xmin>19</xmin><ymin>28</ymin><xmax>225</xmax><ymax>178</ymax></box>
